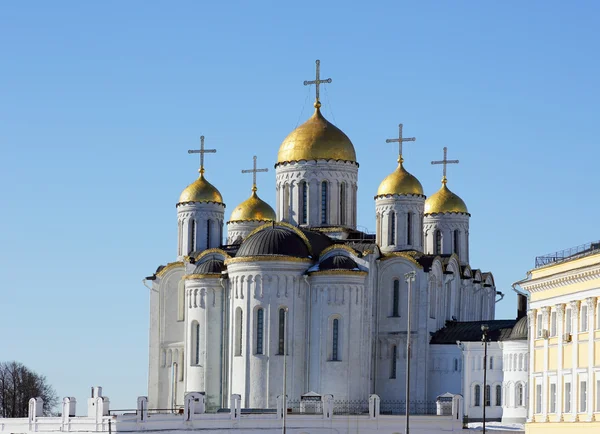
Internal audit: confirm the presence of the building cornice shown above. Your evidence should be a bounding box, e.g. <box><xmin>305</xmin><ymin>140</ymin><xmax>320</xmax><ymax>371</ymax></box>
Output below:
<box><xmin>156</xmin><ymin>261</ymin><xmax>184</xmax><ymax>277</ymax></box>
<box><xmin>520</xmin><ymin>262</ymin><xmax>600</xmax><ymax>293</ymax></box>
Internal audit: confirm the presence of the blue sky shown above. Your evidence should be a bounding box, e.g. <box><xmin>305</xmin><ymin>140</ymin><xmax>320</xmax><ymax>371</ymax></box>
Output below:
<box><xmin>1</xmin><ymin>1</ymin><xmax>599</xmax><ymax>411</ymax></box>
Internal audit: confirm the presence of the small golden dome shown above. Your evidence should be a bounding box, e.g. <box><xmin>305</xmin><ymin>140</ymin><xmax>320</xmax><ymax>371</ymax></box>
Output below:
<box><xmin>178</xmin><ymin>173</ymin><xmax>224</xmax><ymax>205</ymax></box>
<box><xmin>376</xmin><ymin>160</ymin><xmax>424</xmax><ymax>197</ymax></box>
<box><xmin>277</xmin><ymin>104</ymin><xmax>356</xmax><ymax>164</ymax></box>
<box><xmin>424</xmin><ymin>179</ymin><xmax>468</xmax><ymax>214</ymax></box>
<box><xmin>229</xmin><ymin>189</ymin><xmax>275</xmax><ymax>222</ymax></box>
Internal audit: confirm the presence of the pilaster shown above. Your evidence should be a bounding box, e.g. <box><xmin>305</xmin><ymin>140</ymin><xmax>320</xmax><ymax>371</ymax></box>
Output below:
<box><xmin>569</xmin><ymin>300</ymin><xmax>580</xmax><ymax>420</ymax></box>
<box><xmin>556</xmin><ymin>303</ymin><xmax>565</xmax><ymax>421</ymax></box>
<box><xmin>527</xmin><ymin>309</ymin><xmax>536</xmax><ymax>422</ymax></box>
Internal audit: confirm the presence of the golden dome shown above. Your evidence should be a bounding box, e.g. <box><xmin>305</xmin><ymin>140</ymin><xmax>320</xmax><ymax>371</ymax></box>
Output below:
<box><xmin>178</xmin><ymin>172</ymin><xmax>224</xmax><ymax>205</ymax></box>
<box><xmin>277</xmin><ymin>103</ymin><xmax>356</xmax><ymax>164</ymax></box>
<box><xmin>229</xmin><ymin>189</ymin><xmax>275</xmax><ymax>222</ymax></box>
<box><xmin>376</xmin><ymin>160</ymin><xmax>424</xmax><ymax>197</ymax></box>
<box><xmin>424</xmin><ymin>179</ymin><xmax>468</xmax><ymax>214</ymax></box>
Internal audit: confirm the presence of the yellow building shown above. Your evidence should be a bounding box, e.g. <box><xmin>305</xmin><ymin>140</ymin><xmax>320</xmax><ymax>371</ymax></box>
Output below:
<box><xmin>514</xmin><ymin>242</ymin><xmax>600</xmax><ymax>433</ymax></box>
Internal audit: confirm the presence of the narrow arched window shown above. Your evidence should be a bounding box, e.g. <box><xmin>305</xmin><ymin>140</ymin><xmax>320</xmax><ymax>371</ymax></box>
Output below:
<box><xmin>454</xmin><ymin>358</ymin><xmax>458</xmax><ymax>371</ymax></box>
<box><xmin>390</xmin><ymin>345</ymin><xmax>397</xmax><ymax>379</ymax></box>
<box><xmin>453</xmin><ymin>230</ymin><xmax>459</xmax><ymax>255</ymax></box>
<box><xmin>178</xmin><ymin>220</ymin><xmax>183</xmax><ymax>255</ymax></box>
<box><xmin>321</xmin><ymin>182</ymin><xmax>328</xmax><ymax>224</ymax></box>
<box><xmin>256</xmin><ymin>308</ymin><xmax>264</xmax><ymax>355</ymax></box>
<box><xmin>389</xmin><ymin>212</ymin><xmax>396</xmax><ymax>245</ymax></box>
<box><xmin>235</xmin><ymin>308</ymin><xmax>243</xmax><ymax>356</ymax></box>
<box><xmin>392</xmin><ymin>280</ymin><xmax>400</xmax><ymax>317</ymax></box>
<box><xmin>490</xmin><ymin>357</ymin><xmax>494</xmax><ymax>370</ymax></box>
<box><xmin>407</xmin><ymin>213</ymin><xmax>412</xmax><ymax>245</ymax></box>
<box><xmin>516</xmin><ymin>383</ymin><xmax>524</xmax><ymax>406</ymax></box>
<box><xmin>485</xmin><ymin>385</ymin><xmax>491</xmax><ymax>407</ymax></box>
<box><xmin>332</xmin><ymin>318</ymin><xmax>340</xmax><ymax>361</ymax></box>
<box><xmin>206</xmin><ymin>219</ymin><xmax>211</xmax><ymax>249</ymax></box>
<box><xmin>496</xmin><ymin>385</ymin><xmax>502</xmax><ymax>406</ymax></box>
<box><xmin>190</xmin><ymin>321</ymin><xmax>200</xmax><ymax>365</ymax></box>
<box><xmin>301</xmin><ymin>182</ymin><xmax>308</xmax><ymax>224</ymax></box>
<box><xmin>474</xmin><ymin>385</ymin><xmax>481</xmax><ymax>406</ymax></box>
<box><xmin>434</xmin><ymin>230</ymin><xmax>442</xmax><ymax>254</ymax></box>
<box><xmin>278</xmin><ymin>308</ymin><xmax>286</xmax><ymax>355</ymax></box>
<box><xmin>283</xmin><ymin>184</ymin><xmax>290</xmax><ymax>221</ymax></box>
<box><xmin>429</xmin><ymin>281</ymin><xmax>436</xmax><ymax>319</ymax></box>
<box><xmin>339</xmin><ymin>183</ymin><xmax>346</xmax><ymax>225</ymax></box>
<box><xmin>195</xmin><ymin>322</ymin><xmax>200</xmax><ymax>364</ymax></box>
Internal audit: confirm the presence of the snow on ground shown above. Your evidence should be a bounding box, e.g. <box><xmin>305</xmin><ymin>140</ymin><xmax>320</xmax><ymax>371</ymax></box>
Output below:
<box><xmin>467</xmin><ymin>422</ymin><xmax>525</xmax><ymax>431</ymax></box>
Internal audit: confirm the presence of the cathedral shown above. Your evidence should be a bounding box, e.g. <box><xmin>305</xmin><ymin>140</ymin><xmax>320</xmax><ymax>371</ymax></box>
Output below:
<box><xmin>145</xmin><ymin>61</ymin><xmax>525</xmax><ymax>422</ymax></box>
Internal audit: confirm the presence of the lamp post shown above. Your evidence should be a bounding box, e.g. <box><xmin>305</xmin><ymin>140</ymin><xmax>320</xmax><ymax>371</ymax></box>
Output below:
<box><xmin>481</xmin><ymin>324</ymin><xmax>489</xmax><ymax>434</ymax></box>
<box><xmin>404</xmin><ymin>271</ymin><xmax>416</xmax><ymax>434</ymax></box>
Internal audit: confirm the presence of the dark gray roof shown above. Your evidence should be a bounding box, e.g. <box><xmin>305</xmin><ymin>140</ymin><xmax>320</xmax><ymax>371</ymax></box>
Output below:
<box><xmin>319</xmin><ymin>255</ymin><xmax>358</xmax><ymax>270</ymax></box>
<box><xmin>506</xmin><ymin>316</ymin><xmax>528</xmax><ymax>340</ymax></box>
<box><xmin>299</xmin><ymin>228</ymin><xmax>333</xmax><ymax>257</ymax></box>
<box><xmin>193</xmin><ymin>258</ymin><xmax>224</xmax><ymax>275</ymax></box>
<box><xmin>430</xmin><ymin>320</ymin><xmax>518</xmax><ymax>344</ymax></box>
<box><xmin>237</xmin><ymin>225</ymin><xmax>310</xmax><ymax>258</ymax></box>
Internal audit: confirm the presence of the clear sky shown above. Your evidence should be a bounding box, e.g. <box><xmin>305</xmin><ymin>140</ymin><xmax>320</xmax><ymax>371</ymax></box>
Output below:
<box><xmin>1</xmin><ymin>1</ymin><xmax>599</xmax><ymax>411</ymax></box>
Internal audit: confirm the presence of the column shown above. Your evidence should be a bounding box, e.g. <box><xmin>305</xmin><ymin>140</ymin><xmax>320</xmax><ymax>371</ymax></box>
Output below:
<box><xmin>556</xmin><ymin>304</ymin><xmax>565</xmax><ymax>421</ymax></box>
<box><xmin>329</xmin><ymin>180</ymin><xmax>339</xmax><ymax>226</ymax></box>
<box><xmin>527</xmin><ymin>309</ymin><xmax>536</xmax><ymax>422</ymax></box>
<box><xmin>570</xmin><ymin>300</ymin><xmax>580</xmax><ymax>420</ymax></box>
<box><xmin>541</xmin><ymin>306</ymin><xmax>550</xmax><ymax>420</ymax></box>
<box><xmin>586</xmin><ymin>297</ymin><xmax>596</xmax><ymax>421</ymax></box>
<box><xmin>289</xmin><ymin>182</ymin><xmax>298</xmax><ymax>226</ymax></box>
<box><xmin>275</xmin><ymin>184</ymin><xmax>280</xmax><ymax>221</ymax></box>
<box><xmin>309</xmin><ymin>179</ymin><xmax>319</xmax><ymax>226</ymax></box>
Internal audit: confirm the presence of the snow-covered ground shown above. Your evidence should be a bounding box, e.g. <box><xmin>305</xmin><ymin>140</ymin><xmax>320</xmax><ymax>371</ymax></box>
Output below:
<box><xmin>467</xmin><ymin>422</ymin><xmax>525</xmax><ymax>431</ymax></box>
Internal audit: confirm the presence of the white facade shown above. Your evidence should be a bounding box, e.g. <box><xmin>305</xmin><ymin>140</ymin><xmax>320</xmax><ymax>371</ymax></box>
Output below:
<box><xmin>177</xmin><ymin>202</ymin><xmax>224</xmax><ymax>259</ymax></box>
<box><xmin>375</xmin><ymin>195</ymin><xmax>425</xmax><ymax>252</ymax></box>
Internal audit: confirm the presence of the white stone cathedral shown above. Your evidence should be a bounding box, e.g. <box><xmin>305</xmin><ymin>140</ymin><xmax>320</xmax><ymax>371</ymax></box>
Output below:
<box><xmin>145</xmin><ymin>62</ymin><xmax>528</xmax><ymax>423</ymax></box>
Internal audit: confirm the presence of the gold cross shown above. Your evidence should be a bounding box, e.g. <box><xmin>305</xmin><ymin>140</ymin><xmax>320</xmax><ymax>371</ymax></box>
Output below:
<box><xmin>303</xmin><ymin>59</ymin><xmax>332</xmax><ymax>106</ymax></box>
<box><xmin>187</xmin><ymin>136</ymin><xmax>216</xmax><ymax>175</ymax></box>
<box><xmin>241</xmin><ymin>155</ymin><xmax>268</xmax><ymax>192</ymax></box>
<box><xmin>431</xmin><ymin>147</ymin><xmax>459</xmax><ymax>184</ymax></box>
<box><xmin>386</xmin><ymin>123</ymin><xmax>416</xmax><ymax>163</ymax></box>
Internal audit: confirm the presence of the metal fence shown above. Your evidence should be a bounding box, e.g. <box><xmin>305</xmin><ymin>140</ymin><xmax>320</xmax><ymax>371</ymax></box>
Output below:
<box><xmin>379</xmin><ymin>400</ymin><xmax>437</xmax><ymax>415</ymax></box>
<box><xmin>535</xmin><ymin>241</ymin><xmax>600</xmax><ymax>268</ymax></box>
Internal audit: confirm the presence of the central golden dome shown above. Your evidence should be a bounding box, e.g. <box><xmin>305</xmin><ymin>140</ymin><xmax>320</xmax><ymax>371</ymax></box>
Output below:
<box><xmin>424</xmin><ymin>180</ymin><xmax>468</xmax><ymax>214</ymax></box>
<box><xmin>376</xmin><ymin>161</ymin><xmax>424</xmax><ymax>197</ymax></box>
<box><xmin>178</xmin><ymin>173</ymin><xmax>224</xmax><ymax>205</ymax></box>
<box><xmin>277</xmin><ymin>103</ymin><xmax>356</xmax><ymax>164</ymax></box>
<box><xmin>229</xmin><ymin>190</ymin><xmax>276</xmax><ymax>222</ymax></box>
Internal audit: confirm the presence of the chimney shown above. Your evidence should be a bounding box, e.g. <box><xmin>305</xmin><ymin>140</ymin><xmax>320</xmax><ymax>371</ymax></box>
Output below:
<box><xmin>517</xmin><ymin>294</ymin><xmax>527</xmax><ymax>319</ymax></box>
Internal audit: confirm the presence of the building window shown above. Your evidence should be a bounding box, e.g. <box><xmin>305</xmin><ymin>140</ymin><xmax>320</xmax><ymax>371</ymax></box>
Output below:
<box><xmin>256</xmin><ymin>308</ymin><xmax>264</xmax><ymax>355</ymax></box>
<box><xmin>235</xmin><ymin>308</ymin><xmax>243</xmax><ymax>356</ymax></box>
<box><xmin>564</xmin><ymin>381</ymin><xmax>571</xmax><ymax>412</ymax></box>
<box><xmin>178</xmin><ymin>220</ymin><xmax>183</xmax><ymax>254</ymax></box>
<box><xmin>301</xmin><ymin>182</ymin><xmax>307</xmax><ymax>224</ymax></box>
<box><xmin>332</xmin><ymin>318</ymin><xmax>340</xmax><ymax>361</ymax></box>
<box><xmin>392</xmin><ymin>280</ymin><xmax>400</xmax><ymax>317</ymax></box>
<box><xmin>489</xmin><ymin>357</ymin><xmax>493</xmax><ymax>370</ymax></box>
<box><xmin>206</xmin><ymin>219</ymin><xmax>211</xmax><ymax>249</ymax></box>
<box><xmin>191</xmin><ymin>321</ymin><xmax>200</xmax><ymax>365</ymax></box>
<box><xmin>550</xmin><ymin>383</ymin><xmax>557</xmax><ymax>413</ymax></box>
<box><xmin>340</xmin><ymin>183</ymin><xmax>346</xmax><ymax>225</ymax></box>
<box><xmin>581</xmin><ymin>305</ymin><xmax>588</xmax><ymax>331</ymax></box>
<box><xmin>389</xmin><ymin>212</ymin><xmax>396</xmax><ymax>245</ymax></box>
<box><xmin>454</xmin><ymin>358</ymin><xmax>459</xmax><ymax>372</ymax></box>
<box><xmin>485</xmin><ymin>385</ymin><xmax>491</xmax><ymax>407</ymax></box>
<box><xmin>537</xmin><ymin>313</ymin><xmax>543</xmax><ymax>338</ymax></box>
<box><xmin>390</xmin><ymin>345</ymin><xmax>397</xmax><ymax>379</ymax></box>
<box><xmin>434</xmin><ymin>230</ymin><xmax>442</xmax><ymax>254</ymax></box>
<box><xmin>429</xmin><ymin>282</ymin><xmax>436</xmax><ymax>319</ymax></box>
<box><xmin>495</xmin><ymin>385</ymin><xmax>502</xmax><ymax>406</ymax></box>
<box><xmin>321</xmin><ymin>182</ymin><xmax>327</xmax><ymax>224</ymax></box>
<box><xmin>453</xmin><ymin>230</ymin><xmax>459</xmax><ymax>255</ymax></box>
<box><xmin>580</xmin><ymin>380</ymin><xmax>587</xmax><ymax>412</ymax></box>
<box><xmin>474</xmin><ymin>385</ymin><xmax>481</xmax><ymax>407</ymax></box>
<box><xmin>535</xmin><ymin>384</ymin><xmax>542</xmax><ymax>413</ymax></box>
<box><xmin>516</xmin><ymin>382</ymin><xmax>524</xmax><ymax>407</ymax></box>
<box><xmin>278</xmin><ymin>308</ymin><xmax>286</xmax><ymax>355</ymax></box>
<box><xmin>407</xmin><ymin>213</ymin><xmax>412</xmax><ymax>245</ymax></box>
<box><xmin>550</xmin><ymin>311</ymin><xmax>557</xmax><ymax>336</ymax></box>
<box><xmin>566</xmin><ymin>308</ymin><xmax>572</xmax><ymax>334</ymax></box>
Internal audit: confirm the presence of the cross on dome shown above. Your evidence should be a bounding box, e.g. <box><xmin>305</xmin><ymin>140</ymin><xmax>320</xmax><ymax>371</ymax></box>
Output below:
<box><xmin>241</xmin><ymin>155</ymin><xmax>268</xmax><ymax>192</ymax></box>
<box><xmin>431</xmin><ymin>147</ymin><xmax>459</xmax><ymax>184</ymax></box>
<box><xmin>187</xmin><ymin>135</ymin><xmax>217</xmax><ymax>175</ymax></box>
<box><xmin>385</xmin><ymin>123</ymin><xmax>416</xmax><ymax>163</ymax></box>
<box><xmin>303</xmin><ymin>59</ymin><xmax>332</xmax><ymax>108</ymax></box>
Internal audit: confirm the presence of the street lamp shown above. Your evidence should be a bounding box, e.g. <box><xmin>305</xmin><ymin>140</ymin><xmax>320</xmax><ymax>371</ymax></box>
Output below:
<box><xmin>404</xmin><ymin>271</ymin><xmax>416</xmax><ymax>434</ymax></box>
<box><xmin>481</xmin><ymin>324</ymin><xmax>489</xmax><ymax>434</ymax></box>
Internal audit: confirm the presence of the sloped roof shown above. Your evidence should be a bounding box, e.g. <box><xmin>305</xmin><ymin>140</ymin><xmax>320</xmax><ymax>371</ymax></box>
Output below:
<box><xmin>430</xmin><ymin>320</ymin><xmax>518</xmax><ymax>344</ymax></box>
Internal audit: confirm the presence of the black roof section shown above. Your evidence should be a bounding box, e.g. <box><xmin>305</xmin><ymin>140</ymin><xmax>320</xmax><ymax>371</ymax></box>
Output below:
<box><xmin>237</xmin><ymin>225</ymin><xmax>310</xmax><ymax>258</ymax></box>
<box><xmin>430</xmin><ymin>320</ymin><xmax>518</xmax><ymax>344</ymax></box>
<box><xmin>193</xmin><ymin>258</ymin><xmax>224</xmax><ymax>275</ymax></box>
<box><xmin>319</xmin><ymin>255</ymin><xmax>358</xmax><ymax>270</ymax></box>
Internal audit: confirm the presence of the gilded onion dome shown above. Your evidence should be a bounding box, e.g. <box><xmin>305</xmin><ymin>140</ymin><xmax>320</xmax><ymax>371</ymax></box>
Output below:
<box><xmin>229</xmin><ymin>189</ymin><xmax>276</xmax><ymax>222</ymax></box>
<box><xmin>178</xmin><ymin>172</ymin><xmax>224</xmax><ymax>205</ymax></box>
<box><xmin>424</xmin><ymin>178</ymin><xmax>468</xmax><ymax>214</ymax></box>
<box><xmin>376</xmin><ymin>160</ymin><xmax>424</xmax><ymax>197</ymax></box>
<box><xmin>277</xmin><ymin>102</ymin><xmax>356</xmax><ymax>164</ymax></box>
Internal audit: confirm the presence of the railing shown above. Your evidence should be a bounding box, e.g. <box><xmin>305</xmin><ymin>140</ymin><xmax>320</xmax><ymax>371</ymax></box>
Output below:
<box><xmin>379</xmin><ymin>400</ymin><xmax>437</xmax><ymax>415</ymax></box>
<box><xmin>535</xmin><ymin>241</ymin><xmax>600</xmax><ymax>268</ymax></box>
